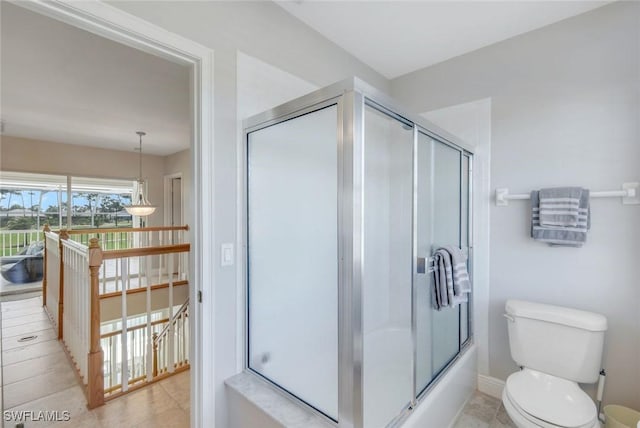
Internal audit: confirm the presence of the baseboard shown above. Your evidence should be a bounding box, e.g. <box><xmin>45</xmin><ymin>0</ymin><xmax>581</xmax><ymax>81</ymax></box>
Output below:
<box><xmin>478</xmin><ymin>374</ymin><xmax>505</xmax><ymax>400</ymax></box>
<box><xmin>446</xmin><ymin>392</ymin><xmax>474</xmax><ymax>428</ymax></box>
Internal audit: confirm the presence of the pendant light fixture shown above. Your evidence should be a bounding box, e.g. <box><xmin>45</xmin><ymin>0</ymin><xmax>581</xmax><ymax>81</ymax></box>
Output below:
<box><xmin>125</xmin><ymin>131</ymin><xmax>156</xmax><ymax>217</ymax></box>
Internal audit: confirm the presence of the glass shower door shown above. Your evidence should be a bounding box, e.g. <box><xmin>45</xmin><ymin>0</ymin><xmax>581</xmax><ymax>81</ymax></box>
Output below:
<box><xmin>362</xmin><ymin>104</ymin><xmax>414</xmax><ymax>427</ymax></box>
<box><xmin>247</xmin><ymin>105</ymin><xmax>339</xmax><ymax>419</ymax></box>
<box><xmin>415</xmin><ymin>133</ymin><xmax>466</xmax><ymax>395</ymax></box>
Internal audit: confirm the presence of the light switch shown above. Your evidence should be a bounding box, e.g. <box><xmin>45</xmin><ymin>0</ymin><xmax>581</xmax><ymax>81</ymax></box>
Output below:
<box><xmin>221</xmin><ymin>243</ymin><xmax>234</xmax><ymax>267</ymax></box>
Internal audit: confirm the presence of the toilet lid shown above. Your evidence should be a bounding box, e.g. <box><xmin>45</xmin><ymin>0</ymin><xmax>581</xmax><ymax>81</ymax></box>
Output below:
<box><xmin>506</xmin><ymin>369</ymin><xmax>597</xmax><ymax>428</ymax></box>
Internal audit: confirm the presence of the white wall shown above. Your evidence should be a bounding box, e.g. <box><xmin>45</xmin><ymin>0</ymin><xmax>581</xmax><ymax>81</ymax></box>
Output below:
<box><xmin>237</xmin><ymin>51</ymin><xmax>319</xmax><ymax>121</ymax></box>
<box><xmin>0</xmin><ymin>135</ymin><xmax>166</xmax><ymax>227</ymax></box>
<box><xmin>107</xmin><ymin>3</ymin><xmax>390</xmax><ymax>426</ymax></box>
<box><xmin>392</xmin><ymin>2</ymin><xmax>640</xmax><ymax>409</ymax></box>
<box><xmin>107</xmin><ymin>1</ymin><xmax>388</xmax><ymax>93</ymax></box>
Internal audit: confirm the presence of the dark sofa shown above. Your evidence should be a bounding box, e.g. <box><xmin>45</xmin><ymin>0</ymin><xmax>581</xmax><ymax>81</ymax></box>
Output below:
<box><xmin>1</xmin><ymin>241</ymin><xmax>44</xmax><ymax>284</ymax></box>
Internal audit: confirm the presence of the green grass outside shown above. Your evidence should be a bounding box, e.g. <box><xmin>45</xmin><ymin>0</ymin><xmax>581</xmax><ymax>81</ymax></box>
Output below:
<box><xmin>0</xmin><ymin>230</ymin><xmax>40</xmax><ymax>256</ymax></box>
<box><xmin>0</xmin><ymin>221</ymin><xmax>134</xmax><ymax>256</ymax></box>
<box><xmin>72</xmin><ymin>230</ymin><xmax>134</xmax><ymax>251</ymax></box>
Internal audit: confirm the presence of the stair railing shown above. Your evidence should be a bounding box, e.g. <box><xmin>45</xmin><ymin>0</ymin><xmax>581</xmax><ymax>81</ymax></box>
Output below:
<box><xmin>153</xmin><ymin>297</ymin><xmax>190</xmax><ymax>376</ymax></box>
<box><xmin>41</xmin><ymin>224</ymin><xmax>190</xmax><ymax>408</ymax></box>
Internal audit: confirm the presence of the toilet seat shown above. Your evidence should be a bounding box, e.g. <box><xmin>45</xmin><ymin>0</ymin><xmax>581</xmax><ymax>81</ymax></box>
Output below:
<box><xmin>503</xmin><ymin>369</ymin><xmax>598</xmax><ymax>428</ymax></box>
<box><xmin>503</xmin><ymin>387</ymin><xmax>599</xmax><ymax>428</ymax></box>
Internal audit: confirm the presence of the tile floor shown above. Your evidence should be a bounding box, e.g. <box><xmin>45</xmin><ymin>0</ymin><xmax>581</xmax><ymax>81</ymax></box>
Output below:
<box><xmin>453</xmin><ymin>391</ymin><xmax>517</xmax><ymax>428</ymax></box>
<box><xmin>2</xmin><ymin>295</ymin><xmax>514</xmax><ymax>428</ymax></box>
<box><xmin>0</xmin><ymin>277</ymin><xmax>42</xmax><ymax>297</ymax></box>
<box><xmin>1</xmin><ymin>295</ymin><xmax>190</xmax><ymax>428</ymax></box>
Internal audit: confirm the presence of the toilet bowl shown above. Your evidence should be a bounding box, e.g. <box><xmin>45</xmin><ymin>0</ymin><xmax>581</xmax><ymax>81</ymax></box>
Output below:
<box><xmin>502</xmin><ymin>368</ymin><xmax>600</xmax><ymax>428</ymax></box>
<box><xmin>503</xmin><ymin>300</ymin><xmax>607</xmax><ymax>428</ymax></box>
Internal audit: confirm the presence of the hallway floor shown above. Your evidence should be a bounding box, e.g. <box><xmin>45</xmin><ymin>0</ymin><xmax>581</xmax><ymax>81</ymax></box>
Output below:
<box><xmin>2</xmin><ymin>295</ymin><xmax>510</xmax><ymax>428</ymax></box>
<box><xmin>1</xmin><ymin>295</ymin><xmax>190</xmax><ymax>428</ymax></box>
<box><xmin>0</xmin><ymin>277</ymin><xmax>42</xmax><ymax>297</ymax></box>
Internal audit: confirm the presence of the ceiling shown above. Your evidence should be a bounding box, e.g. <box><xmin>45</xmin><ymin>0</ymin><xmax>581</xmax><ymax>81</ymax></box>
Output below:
<box><xmin>0</xmin><ymin>3</ymin><xmax>190</xmax><ymax>156</ymax></box>
<box><xmin>0</xmin><ymin>2</ymin><xmax>610</xmax><ymax>155</ymax></box>
<box><xmin>277</xmin><ymin>1</ymin><xmax>611</xmax><ymax>79</ymax></box>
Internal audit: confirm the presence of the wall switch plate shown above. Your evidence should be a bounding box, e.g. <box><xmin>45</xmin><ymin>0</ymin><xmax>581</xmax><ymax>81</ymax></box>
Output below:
<box><xmin>221</xmin><ymin>243</ymin><xmax>234</xmax><ymax>267</ymax></box>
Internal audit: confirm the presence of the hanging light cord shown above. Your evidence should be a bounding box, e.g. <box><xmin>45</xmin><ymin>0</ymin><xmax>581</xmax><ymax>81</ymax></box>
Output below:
<box><xmin>137</xmin><ymin>131</ymin><xmax>146</xmax><ymax>181</ymax></box>
<box><xmin>138</xmin><ymin>135</ymin><xmax>142</xmax><ymax>180</ymax></box>
<box><xmin>125</xmin><ymin>131</ymin><xmax>155</xmax><ymax>217</ymax></box>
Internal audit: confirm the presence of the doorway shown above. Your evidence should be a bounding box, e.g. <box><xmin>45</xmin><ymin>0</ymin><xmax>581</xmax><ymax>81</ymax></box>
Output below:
<box><xmin>165</xmin><ymin>174</ymin><xmax>184</xmax><ymax>229</ymax></box>
<box><xmin>0</xmin><ymin>2</ymin><xmax>214</xmax><ymax>426</ymax></box>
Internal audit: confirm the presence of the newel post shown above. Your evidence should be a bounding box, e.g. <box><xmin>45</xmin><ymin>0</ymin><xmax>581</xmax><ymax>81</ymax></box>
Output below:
<box><xmin>58</xmin><ymin>229</ymin><xmax>69</xmax><ymax>339</ymax></box>
<box><xmin>87</xmin><ymin>238</ymin><xmax>105</xmax><ymax>408</ymax></box>
<box><xmin>42</xmin><ymin>224</ymin><xmax>50</xmax><ymax>307</ymax></box>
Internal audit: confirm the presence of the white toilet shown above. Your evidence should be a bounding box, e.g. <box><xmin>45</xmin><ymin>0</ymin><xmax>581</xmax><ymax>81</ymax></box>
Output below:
<box><xmin>502</xmin><ymin>300</ymin><xmax>608</xmax><ymax>428</ymax></box>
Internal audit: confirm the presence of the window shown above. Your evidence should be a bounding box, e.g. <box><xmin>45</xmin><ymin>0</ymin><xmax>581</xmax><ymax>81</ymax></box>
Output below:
<box><xmin>0</xmin><ymin>171</ymin><xmax>135</xmax><ymax>255</ymax></box>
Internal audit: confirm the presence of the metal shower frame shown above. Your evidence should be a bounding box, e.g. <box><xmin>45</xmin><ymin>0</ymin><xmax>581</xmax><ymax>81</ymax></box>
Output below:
<box><xmin>242</xmin><ymin>77</ymin><xmax>474</xmax><ymax>428</ymax></box>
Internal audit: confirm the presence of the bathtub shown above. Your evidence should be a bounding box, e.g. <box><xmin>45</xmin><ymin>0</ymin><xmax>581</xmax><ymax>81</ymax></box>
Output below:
<box><xmin>363</xmin><ymin>328</ymin><xmax>476</xmax><ymax>427</ymax></box>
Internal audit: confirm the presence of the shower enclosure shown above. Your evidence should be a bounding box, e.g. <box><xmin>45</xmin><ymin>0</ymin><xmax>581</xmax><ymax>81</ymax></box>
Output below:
<box><xmin>243</xmin><ymin>78</ymin><xmax>473</xmax><ymax>428</ymax></box>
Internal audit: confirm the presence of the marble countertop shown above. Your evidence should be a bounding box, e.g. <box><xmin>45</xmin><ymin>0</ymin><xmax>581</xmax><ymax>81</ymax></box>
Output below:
<box><xmin>225</xmin><ymin>371</ymin><xmax>335</xmax><ymax>428</ymax></box>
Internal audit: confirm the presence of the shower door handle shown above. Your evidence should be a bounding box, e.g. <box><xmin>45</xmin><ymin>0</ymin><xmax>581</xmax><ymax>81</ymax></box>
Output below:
<box><xmin>417</xmin><ymin>257</ymin><xmax>436</xmax><ymax>274</ymax></box>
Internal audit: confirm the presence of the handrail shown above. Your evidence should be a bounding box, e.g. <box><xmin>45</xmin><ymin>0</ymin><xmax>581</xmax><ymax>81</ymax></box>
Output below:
<box><xmin>42</xmin><ymin>223</ymin><xmax>190</xmax><ymax>407</ymax></box>
<box><xmin>101</xmin><ymin>317</ymin><xmax>170</xmax><ymax>339</ymax></box>
<box><xmin>102</xmin><ymin>243</ymin><xmax>190</xmax><ymax>260</ymax></box>
<box><xmin>44</xmin><ymin>229</ymin><xmax>59</xmax><ymax>240</ymax></box>
<box><xmin>57</xmin><ymin>225</ymin><xmax>189</xmax><ymax>235</ymax></box>
<box><xmin>51</xmin><ymin>225</ymin><xmax>189</xmax><ymax>254</ymax></box>
<box><xmin>154</xmin><ymin>297</ymin><xmax>189</xmax><ymax>345</ymax></box>
<box><xmin>62</xmin><ymin>237</ymin><xmax>89</xmax><ymax>254</ymax></box>
<box><xmin>152</xmin><ymin>297</ymin><xmax>189</xmax><ymax>377</ymax></box>
<box><xmin>99</xmin><ymin>279</ymin><xmax>188</xmax><ymax>299</ymax></box>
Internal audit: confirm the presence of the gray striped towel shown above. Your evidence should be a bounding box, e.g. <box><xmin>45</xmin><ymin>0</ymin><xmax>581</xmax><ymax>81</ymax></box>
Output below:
<box><xmin>432</xmin><ymin>247</ymin><xmax>471</xmax><ymax>309</ymax></box>
<box><xmin>531</xmin><ymin>189</ymin><xmax>590</xmax><ymax>247</ymax></box>
<box><xmin>433</xmin><ymin>248</ymin><xmax>453</xmax><ymax>309</ymax></box>
<box><xmin>539</xmin><ymin>187</ymin><xmax>583</xmax><ymax>227</ymax></box>
<box><xmin>443</xmin><ymin>245</ymin><xmax>471</xmax><ymax>304</ymax></box>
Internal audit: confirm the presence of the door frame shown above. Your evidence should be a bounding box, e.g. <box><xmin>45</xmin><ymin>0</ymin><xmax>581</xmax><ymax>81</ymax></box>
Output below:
<box><xmin>164</xmin><ymin>172</ymin><xmax>184</xmax><ymax>228</ymax></box>
<box><xmin>8</xmin><ymin>1</ymin><xmax>215</xmax><ymax>426</ymax></box>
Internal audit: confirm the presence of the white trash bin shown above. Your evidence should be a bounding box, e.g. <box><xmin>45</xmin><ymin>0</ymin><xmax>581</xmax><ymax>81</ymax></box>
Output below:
<box><xmin>604</xmin><ymin>405</ymin><xmax>640</xmax><ymax>428</ymax></box>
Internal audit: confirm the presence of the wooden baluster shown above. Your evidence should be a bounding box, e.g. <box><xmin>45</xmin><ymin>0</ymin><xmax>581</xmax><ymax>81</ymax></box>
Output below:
<box><xmin>152</xmin><ymin>333</ymin><xmax>159</xmax><ymax>377</ymax></box>
<box><xmin>42</xmin><ymin>224</ymin><xmax>50</xmax><ymax>307</ymax></box>
<box><xmin>87</xmin><ymin>238</ymin><xmax>105</xmax><ymax>408</ymax></box>
<box><xmin>57</xmin><ymin>229</ymin><xmax>69</xmax><ymax>339</ymax></box>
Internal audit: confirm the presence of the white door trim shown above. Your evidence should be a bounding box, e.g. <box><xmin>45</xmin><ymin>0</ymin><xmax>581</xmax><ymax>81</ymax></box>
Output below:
<box><xmin>164</xmin><ymin>172</ymin><xmax>184</xmax><ymax>228</ymax></box>
<box><xmin>9</xmin><ymin>2</ymin><xmax>215</xmax><ymax>427</ymax></box>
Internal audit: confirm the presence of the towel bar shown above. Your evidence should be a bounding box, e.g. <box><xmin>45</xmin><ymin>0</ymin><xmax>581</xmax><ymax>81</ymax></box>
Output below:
<box><xmin>495</xmin><ymin>182</ymin><xmax>639</xmax><ymax>206</ymax></box>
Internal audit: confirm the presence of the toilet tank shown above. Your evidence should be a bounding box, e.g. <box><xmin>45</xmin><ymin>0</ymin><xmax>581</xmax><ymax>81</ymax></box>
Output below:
<box><xmin>505</xmin><ymin>300</ymin><xmax>607</xmax><ymax>383</ymax></box>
